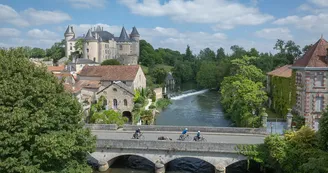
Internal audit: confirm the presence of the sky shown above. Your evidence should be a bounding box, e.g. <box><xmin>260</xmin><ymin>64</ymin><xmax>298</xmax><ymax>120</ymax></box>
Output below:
<box><xmin>0</xmin><ymin>0</ymin><xmax>327</xmax><ymax>54</ymax></box>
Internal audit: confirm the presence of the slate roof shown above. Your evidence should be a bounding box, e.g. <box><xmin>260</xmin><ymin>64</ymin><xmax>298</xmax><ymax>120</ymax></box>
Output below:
<box><xmin>165</xmin><ymin>73</ymin><xmax>174</xmax><ymax>80</ymax></box>
<box><xmin>84</xmin><ymin>29</ymin><xmax>97</xmax><ymax>41</ymax></box>
<box><xmin>73</xmin><ymin>58</ymin><xmax>98</xmax><ymax>64</ymax></box>
<box><xmin>267</xmin><ymin>65</ymin><xmax>292</xmax><ymax>78</ymax></box>
<box><xmin>79</xmin><ymin>65</ymin><xmax>140</xmax><ymax>81</ymax></box>
<box><xmin>65</xmin><ymin>25</ymin><xmax>74</xmax><ymax>35</ymax></box>
<box><xmin>130</xmin><ymin>26</ymin><xmax>140</xmax><ymax>36</ymax></box>
<box><xmin>292</xmin><ymin>38</ymin><xmax>328</xmax><ymax>68</ymax></box>
<box><xmin>117</xmin><ymin>27</ymin><xmax>131</xmax><ymax>42</ymax></box>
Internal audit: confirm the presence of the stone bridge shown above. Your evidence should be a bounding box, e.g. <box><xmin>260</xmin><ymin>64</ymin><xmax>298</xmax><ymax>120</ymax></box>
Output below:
<box><xmin>91</xmin><ymin>139</ymin><xmax>247</xmax><ymax>173</ymax></box>
<box><xmin>87</xmin><ymin>124</ymin><xmax>267</xmax><ymax>173</ymax></box>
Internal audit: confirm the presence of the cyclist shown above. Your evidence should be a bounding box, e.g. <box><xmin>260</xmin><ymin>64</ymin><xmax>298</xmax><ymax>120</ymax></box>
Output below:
<box><xmin>196</xmin><ymin>131</ymin><xmax>201</xmax><ymax>140</ymax></box>
<box><xmin>134</xmin><ymin>128</ymin><xmax>141</xmax><ymax>139</ymax></box>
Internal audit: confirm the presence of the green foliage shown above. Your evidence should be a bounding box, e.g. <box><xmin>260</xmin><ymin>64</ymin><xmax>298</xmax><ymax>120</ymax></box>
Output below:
<box><xmin>156</xmin><ymin>98</ymin><xmax>172</xmax><ymax>109</ymax></box>
<box><xmin>0</xmin><ymin>48</ymin><xmax>95</xmax><ymax>172</ymax></box>
<box><xmin>46</xmin><ymin>40</ymin><xmax>65</xmax><ymax>63</ymax></box>
<box><xmin>31</xmin><ymin>47</ymin><xmax>46</xmax><ymax>58</ymax></box>
<box><xmin>239</xmin><ymin>126</ymin><xmax>328</xmax><ymax>173</ymax></box>
<box><xmin>216</xmin><ymin>47</ymin><xmax>226</xmax><ymax>60</ymax></box>
<box><xmin>197</xmin><ymin>48</ymin><xmax>216</xmax><ymax>61</ymax></box>
<box><xmin>318</xmin><ymin>108</ymin><xmax>328</xmax><ymax>151</ymax></box>
<box><xmin>221</xmin><ymin>75</ymin><xmax>267</xmax><ymax>127</ymax></box>
<box><xmin>196</xmin><ymin>61</ymin><xmax>219</xmax><ymax>89</ymax></box>
<box><xmin>89</xmin><ymin>96</ymin><xmax>107</xmax><ymax>117</ymax></box>
<box><xmin>101</xmin><ymin>59</ymin><xmax>121</xmax><ymax>65</ymax></box>
<box><xmin>140</xmin><ymin>110</ymin><xmax>153</xmax><ymax>125</ymax></box>
<box><xmin>269</xmin><ymin>76</ymin><xmax>292</xmax><ymax>117</ymax></box>
<box><xmin>149</xmin><ymin>104</ymin><xmax>156</xmax><ymax>109</ymax></box>
<box><xmin>274</xmin><ymin>39</ymin><xmax>302</xmax><ymax>64</ymax></box>
<box><xmin>172</xmin><ymin>61</ymin><xmax>194</xmax><ymax>83</ymax></box>
<box><xmin>90</xmin><ymin>110</ymin><xmax>128</xmax><ymax>126</ymax></box>
<box><xmin>150</xmin><ymin>67</ymin><xmax>167</xmax><ymax>84</ymax></box>
<box><xmin>230</xmin><ymin>56</ymin><xmax>265</xmax><ymax>83</ymax></box>
<box><xmin>184</xmin><ymin>45</ymin><xmax>194</xmax><ymax>61</ymax></box>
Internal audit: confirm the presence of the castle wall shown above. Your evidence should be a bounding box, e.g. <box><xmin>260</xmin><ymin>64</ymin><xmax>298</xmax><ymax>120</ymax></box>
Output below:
<box><xmin>117</xmin><ymin>43</ymin><xmax>131</xmax><ymax>55</ymax></box>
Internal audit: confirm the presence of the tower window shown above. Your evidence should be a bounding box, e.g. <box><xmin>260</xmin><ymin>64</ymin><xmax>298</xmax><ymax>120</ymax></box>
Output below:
<box><xmin>87</xmin><ymin>48</ymin><xmax>89</xmax><ymax>53</ymax></box>
<box><xmin>120</xmin><ymin>45</ymin><xmax>123</xmax><ymax>50</ymax></box>
<box><xmin>93</xmin><ymin>57</ymin><xmax>96</xmax><ymax>62</ymax></box>
<box><xmin>315</xmin><ymin>96</ymin><xmax>324</xmax><ymax>112</ymax></box>
<box><xmin>70</xmin><ymin>46</ymin><xmax>72</xmax><ymax>50</ymax></box>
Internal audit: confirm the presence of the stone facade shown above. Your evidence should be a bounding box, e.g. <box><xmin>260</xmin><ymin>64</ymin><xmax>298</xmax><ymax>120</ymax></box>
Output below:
<box><xmin>64</xmin><ymin>25</ymin><xmax>140</xmax><ymax>65</ymax></box>
<box><xmin>291</xmin><ymin>37</ymin><xmax>328</xmax><ymax>131</ymax></box>
<box><xmin>97</xmin><ymin>82</ymin><xmax>135</xmax><ymax>113</ymax></box>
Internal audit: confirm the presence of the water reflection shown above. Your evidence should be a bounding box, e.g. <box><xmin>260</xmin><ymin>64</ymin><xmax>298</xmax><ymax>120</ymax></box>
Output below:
<box><xmin>166</xmin><ymin>157</ymin><xmax>215</xmax><ymax>173</ymax></box>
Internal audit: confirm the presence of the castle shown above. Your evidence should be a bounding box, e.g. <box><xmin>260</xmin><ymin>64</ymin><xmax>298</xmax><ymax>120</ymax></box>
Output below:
<box><xmin>64</xmin><ymin>25</ymin><xmax>140</xmax><ymax>65</ymax></box>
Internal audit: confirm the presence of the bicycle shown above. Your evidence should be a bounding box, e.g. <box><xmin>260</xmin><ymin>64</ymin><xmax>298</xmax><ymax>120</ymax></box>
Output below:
<box><xmin>193</xmin><ymin>136</ymin><xmax>207</xmax><ymax>142</ymax></box>
<box><xmin>178</xmin><ymin>134</ymin><xmax>191</xmax><ymax>141</ymax></box>
<box><xmin>132</xmin><ymin>132</ymin><xmax>145</xmax><ymax>140</ymax></box>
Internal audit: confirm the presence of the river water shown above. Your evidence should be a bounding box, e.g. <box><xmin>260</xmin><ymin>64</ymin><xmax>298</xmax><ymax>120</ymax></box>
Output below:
<box><xmin>96</xmin><ymin>84</ymin><xmax>263</xmax><ymax>173</ymax></box>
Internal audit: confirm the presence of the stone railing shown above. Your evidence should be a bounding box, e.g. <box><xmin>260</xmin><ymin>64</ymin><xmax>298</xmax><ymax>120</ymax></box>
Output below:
<box><xmin>85</xmin><ymin>124</ymin><xmax>267</xmax><ymax>135</ymax></box>
<box><xmin>123</xmin><ymin>125</ymin><xmax>267</xmax><ymax>134</ymax></box>
<box><xmin>96</xmin><ymin>139</ymin><xmax>239</xmax><ymax>153</ymax></box>
<box><xmin>85</xmin><ymin>124</ymin><xmax>118</xmax><ymax>130</ymax></box>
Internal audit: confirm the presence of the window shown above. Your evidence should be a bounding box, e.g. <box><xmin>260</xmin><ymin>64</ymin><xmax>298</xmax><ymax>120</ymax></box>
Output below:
<box><xmin>113</xmin><ymin>88</ymin><xmax>117</xmax><ymax>92</ymax></box>
<box><xmin>87</xmin><ymin>48</ymin><xmax>89</xmax><ymax>53</ymax></box>
<box><xmin>70</xmin><ymin>43</ymin><xmax>72</xmax><ymax>45</ymax></box>
<box><xmin>120</xmin><ymin>45</ymin><xmax>123</xmax><ymax>50</ymax></box>
<box><xmin>315</xmin><ymin>97</ymin><xmax>324</xmax><ymax>112</ymax></box>
<box><xmin>113</xmin><ymin>99</ymin><xmax>118</xmax><ymax>109</ymax></box>
<box><xmin>124</xmin><ymin>99</ymin><xmax>127</xmax><ymax>106</ymax></box>
<box><xmin>70</xmin><ymin>46</ymin><xmax>72</xmax><ymax>50</ymax></box>
<box><xmin>315</xmin><ymin>75</ymin><xmax>323</xmax><ymax>86</ymax></box>
<box><xmin>93</xmin><ymin>57</ymin><xmax>96</xmax><ymax>62</ymax></box>
<box><xmin>122</xmin><ymin>81</ymin><xmax>126</xmax><ymax>84</ymax></box>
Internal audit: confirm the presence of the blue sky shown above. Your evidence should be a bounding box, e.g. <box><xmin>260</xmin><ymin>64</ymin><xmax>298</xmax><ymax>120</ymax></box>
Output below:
<box><xmin>0</xmin><ymin>0</ymin><xmax>327</xmax><ymax>54</ymax></box>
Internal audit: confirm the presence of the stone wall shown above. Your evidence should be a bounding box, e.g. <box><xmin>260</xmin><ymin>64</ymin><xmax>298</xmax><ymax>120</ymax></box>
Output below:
<box><xmin>123</xmin><ymin>125</ymin><xmax>267</xmax><ymax>134</ymax></box>
<box><xmin>96</xmin><ymin>139</ymin><xmax>238</xmax><ymax>153</ymax></box>
<box><xmin>85</xmin><ymin>124</ymin><xmax>118</xmax><ymax>130</ymax></box>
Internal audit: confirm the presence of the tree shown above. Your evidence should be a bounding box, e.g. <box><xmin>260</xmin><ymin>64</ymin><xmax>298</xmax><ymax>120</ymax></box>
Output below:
<box><xmin>198</xmin><ymin>48</ymin><xmax>216</xmax><ymax>61</ymax></box>
<box><xmin>216</xmin><ymin>47</ymin><xmax>226</xmax><ymax>60</ymax></box>
<box><xmin>74</xmin><ymin>38</ymin><xmax>84</xmax><ymax>58</ymax></box>
<box><xmin>302</xmin><ymin>44</ymin><xmax>313</xmax><ymax>54</ymax></box>
<box><xmin>184</xmin><ymin>45</ymin><xmax>194</xmax><ymax>61</ymax></box>
<box><xmin>230</xmin><ymin>45</ymin><xmax>247</xmax><ymax>58</ymax></box>
<box><xmin>221</xmin><ymin>75</ymin><xmax>267</xmax><ymax>127</ymax></box>
<box><xmin>46</xmin><ymin>40</ymin><xmax>65</xmax><ymax>63</ymax></box>
<box><xmin>172</xmin><ymin>61</ymin><xmax>194</xmax><ymax>83</ymax></box>
<box><xmin>30</xmin><ymin>47</ymin><xmax>46</xmax><ymax>58</ymax></box>
<box><xmin>139</xmin><ymin>40</ymin><xmax>156</xmax><ymax>67</ymax></box>
<box><xmin>230</xmin><ymin>56</ymin><xmax>266</xmax><ymax>83</ymax></box>
<box><xmin>0</xmin><ymin>48</ymin><xmax>95</xmax><ymax>172</ymax></box>
<box><xmin>150</xmin><ymin>67</ymin><xmax>167</xmax><ymax>84</ymax></box>
<box><xmin>274</xmin><ymin>39</ymin><xmax>301</xmax><ymax>64</ymax></box>
<box><xmin>318</xmin><ymin>109</ymin><xmax>328</xmax><ymax>151</ymax></box>
<box><xmin>101</xmin><ymin>59</ymin><xmax>121</xmax><ymax>65</ymax></box>
<box><xmin>90</xmin><ymin>110</ymin><xmax>128</xmax><ymax>126</ymax></box>
<box><xmin>247</xmin><ymin>48</ymin><xmax>260</xmax><ymax>57</ymax></box>
<box><xmin>196</xmin><ymin>61</ymin><xmax>219</xmax><ymax>89</ymax></box>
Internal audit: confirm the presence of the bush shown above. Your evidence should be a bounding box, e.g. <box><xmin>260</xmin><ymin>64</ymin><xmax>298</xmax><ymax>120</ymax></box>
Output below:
<box><xmin>156</xmin><ymin>98</ymin><xmax>172</xmax><ymax>109</ymax></box>
<box><xmin>149</xmin><ymin>104</ymin><xmax>156</xmax><ymax>109</ymax></box>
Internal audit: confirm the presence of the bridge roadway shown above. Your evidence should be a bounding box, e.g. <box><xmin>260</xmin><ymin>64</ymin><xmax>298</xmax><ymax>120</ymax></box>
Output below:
<box><xmin>92</xmin><ymin>130</ymin><xmax>265</xmax><ymax>144</ymax></box>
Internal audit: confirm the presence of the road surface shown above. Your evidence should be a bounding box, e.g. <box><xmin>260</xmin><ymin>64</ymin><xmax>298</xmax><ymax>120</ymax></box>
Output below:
<box><xmin>92</xmin><ymin>130</ymin><xmax>265</xmax><ymax>144</ymax></box>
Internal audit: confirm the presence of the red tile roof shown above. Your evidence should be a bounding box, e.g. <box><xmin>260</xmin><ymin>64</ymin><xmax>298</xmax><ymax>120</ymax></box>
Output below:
<box><xmin>64</xmin><ymin>80</ymin><xmax>101</xmax><ymax>93</ymax></box>
<box><xmin>47</xmin><ymin>65</ymin><xmax>65</xmax><ymax>72</ymax></box>
<box><xmin>79</xmin><ymin>65</ymin><xmax>140</xmax><ymax>81</ymax></box>
<box><xmin>293</xmin><ymin>38</ymin><xmax>328</xmax><ymax>67</ymax></box>
<box><xmin>267</xmin><ymin>65</ymin><xmax>292</xmax><ymax>78</ymax></box>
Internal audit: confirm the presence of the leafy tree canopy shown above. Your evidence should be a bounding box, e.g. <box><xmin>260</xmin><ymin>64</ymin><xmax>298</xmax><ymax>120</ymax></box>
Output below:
<box><xmin>196</xmin><ymin>61</ymin><xmax>219</xmax><ymax>89</ymax></box>
<box><xmin>101</xmin><ymin>59</ymin><xmax>121</xmax><ymax>65</ymax></box>
<box><xmin>0</xmin><ymin>48</ymin><xmax>95</xmax><ymax>173</ymax></box>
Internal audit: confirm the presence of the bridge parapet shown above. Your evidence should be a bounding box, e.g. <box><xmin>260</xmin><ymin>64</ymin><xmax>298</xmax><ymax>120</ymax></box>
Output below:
<box><xmin>97</xmin><ymin>139</ymin><xmax>238</xmax><ymax>153</ymax></box>
<box><xmin>123</xmin><ymin>125</ymin><xmax>267</xmax><ymax>134</ymax></box>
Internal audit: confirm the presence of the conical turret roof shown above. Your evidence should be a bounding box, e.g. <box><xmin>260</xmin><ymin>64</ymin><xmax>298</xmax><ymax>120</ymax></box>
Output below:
<box><xmin>84</xmin><ymin>29</ymin><xmax>96</xmax><ymax>41</ymax></box>
<box><xmin>117</xmin><ymin>27</ymin><xmax>130</xmax><ymax>42</ymax></box>
<box><xmin>65</xmin><ymin>25</ymin><xmax>74</xmax><ymax>35</ymax></box>
<box><xmin>131</xmin><ymin>26</ymin><xmax>140</xmax><ymax>36</ymax></box>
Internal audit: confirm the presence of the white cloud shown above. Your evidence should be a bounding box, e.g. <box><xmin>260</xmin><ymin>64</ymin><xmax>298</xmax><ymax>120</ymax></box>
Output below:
<box><xmin>119</xmin><ymin>0</ymin><xmax>273</xmax><ymax>30</ymax></box>
<box><xmin>255</xmin><ymin>28</ymin><xmax>292</xmax><ymax>40</ymax></box>
<box><xmin>273</xmin><ymin>13</ymin><xmax>328</xmax><ymax>32</ymax></box>
<box><xmin>0</xmin><ymin>4</ymin><xmax>71</xmax><ymax>27</ymax></box>
<box><xmin>68</xmin><ymin>0</ymin><xmax>107</xmax><ymax>9</ymax></box>
<box><xmin>27</xmin><ymin>29</ymin><xmax>59</xmax><ymax>39</ymax></box>
<box><xmin>310</xmin><ymin>0</ymin><xmax>328</xmax><ymax>6</ymax></box>
<box><xmin>0</xmin><ymin>28</ymin><xmax>21</xmax><ymax>37</ymax></box>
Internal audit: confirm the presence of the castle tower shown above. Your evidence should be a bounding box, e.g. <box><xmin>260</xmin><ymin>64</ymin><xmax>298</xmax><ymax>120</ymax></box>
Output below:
<box><xmin>64</xmin><ymin>25</ymin><xmax>75</xmax><ymax>58</ymax></box>
<box><xmin>117</xmin><ymin>27</ymin><xmax>132</xmax><ymax>55</ymax></box>
<box><xmin>130</xmin><ymin>26</ymin><xmax>140</xmax><ymax>56</ymax></box>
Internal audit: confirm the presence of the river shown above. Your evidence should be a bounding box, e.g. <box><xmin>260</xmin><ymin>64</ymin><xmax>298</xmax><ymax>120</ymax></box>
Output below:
<box><xmin>96</xmin><ymin>84</ymin><xmax>263</xmax><ymax>173</ymax></box>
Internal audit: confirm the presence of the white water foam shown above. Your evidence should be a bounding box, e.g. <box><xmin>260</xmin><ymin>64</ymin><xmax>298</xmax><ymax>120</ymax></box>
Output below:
<box><xmin>170</xmin><ymin>89</ymin><xmax>208</xmax><ymax>100</ymax></box>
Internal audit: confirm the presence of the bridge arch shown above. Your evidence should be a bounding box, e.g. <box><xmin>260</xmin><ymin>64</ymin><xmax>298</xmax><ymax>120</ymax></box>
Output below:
<box><xmin>165</xmin><ymin>157</ymin><xmax>215</xmax><ymax>173</ymax></box>
<box><xmin>226</xmin><ymin>159</ymin><xmax>262</xmax><ymax>173</ymax></box>
<box><xmin>107</xmin><ymin>154</ymin><xmax>155</xmax><ymax>171</ymax></box>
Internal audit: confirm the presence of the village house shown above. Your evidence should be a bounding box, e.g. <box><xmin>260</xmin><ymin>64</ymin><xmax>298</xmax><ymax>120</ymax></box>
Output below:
<box><xmin>64</xmin><ymin>65</ymin><xmax>147</xmax><ymax>120</ymax></box>
<box><xmin>291</xmin><ymin>37</ymin><xmax>328</xmax><ymax>130</ymax></box>
<box><xmin>66</xmin><ymin>58</ymin><xmax>99</xmax><ymax>73</ymax></box>
<box><xmin>267</xmin><ymin>37</ymin><xmax>328</xmax><ymax>131</ymax></box>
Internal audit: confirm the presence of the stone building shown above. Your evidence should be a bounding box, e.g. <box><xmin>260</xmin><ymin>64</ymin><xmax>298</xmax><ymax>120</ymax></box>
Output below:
<box><xmin>64</xmin><ymin>25</ymin><xmax>140</xmax><ymax>65</ymax></box>
<box><xmin>291</xmin><ymin>37</ymin><xmax>328</xmax><ymax>130</ymax></box>
<box><xmin>66</xmin><ymin>58</ymin><xmax>99</xmax><ymax>73</ymax></box>
<box><xmin>64</xmin><ymin>65</ymin><xmax>146</xmax><ymax>119</ymax></box>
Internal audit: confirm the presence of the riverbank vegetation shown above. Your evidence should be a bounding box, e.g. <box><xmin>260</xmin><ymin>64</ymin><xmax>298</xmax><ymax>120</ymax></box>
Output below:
<box><xmin>239</xmin><ymin>111</ymin><xmax>328</xmax><ymax>173</ymax></box>
<box><xmin>156</xmin><ymin>98</ymin><xmax>172</xmax><ymax>110</ymax></box>
<box><xmin>0</xmin><ymin>48</ymin><xmax>96</xmax><ymax>172</ymax></box>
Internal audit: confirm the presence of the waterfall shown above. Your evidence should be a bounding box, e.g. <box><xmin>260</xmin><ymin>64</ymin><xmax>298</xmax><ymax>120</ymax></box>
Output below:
<box><xmin>170</xmin><ymin>89</ymin><xmax>208</xmax><ymax>100</ymax></box>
